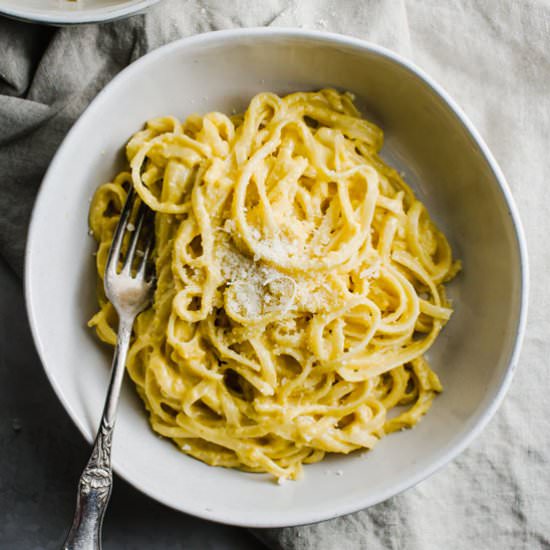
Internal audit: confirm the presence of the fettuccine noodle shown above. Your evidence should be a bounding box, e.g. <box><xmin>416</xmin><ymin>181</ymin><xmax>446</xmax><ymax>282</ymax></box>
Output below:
<box><xmin>88</xmin><ymin>90</ymin><xmax>460</xmax><ymax>481</ymax></box>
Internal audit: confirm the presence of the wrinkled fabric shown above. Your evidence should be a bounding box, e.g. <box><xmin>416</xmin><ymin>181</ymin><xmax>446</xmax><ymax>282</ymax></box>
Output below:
<box><xmin>0</xmin><ymin>1</ymin><xmax>548</xmax><ymax>548</ymax></box>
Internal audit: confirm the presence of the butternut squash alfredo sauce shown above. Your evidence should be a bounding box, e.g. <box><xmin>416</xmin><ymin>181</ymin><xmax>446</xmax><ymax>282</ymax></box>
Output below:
<box><xmin>88</xmin><ymin>90</ymin><xmax>460</xmax><ymax>482</ymax></box>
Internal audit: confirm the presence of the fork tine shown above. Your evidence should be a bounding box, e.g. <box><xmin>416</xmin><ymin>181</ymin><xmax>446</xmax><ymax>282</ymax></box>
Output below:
<box><xmin>121</xmin><ymin>203</ymin><xmax>146</xmax><ymax>274</ymax></box>
<box><xmin>105</xmin><ymin>188</ymin><xmax>136</xmax><ymax>277</ymax></box>
<box><xmin>136</xmin><ymin>231</ymin><xmax>154</xmax><ymax>281</ymax></box>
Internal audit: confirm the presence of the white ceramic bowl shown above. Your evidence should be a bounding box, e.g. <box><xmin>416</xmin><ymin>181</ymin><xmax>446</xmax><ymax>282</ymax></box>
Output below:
<box><xmin>25</xmin><ymin>29</ymin><xmax>528</xmax><ymax>527</ymax></box>
<box><xmin>0</xmin><ymin>0</ymin><xmax>160</xmax><ymax>25</ymax></box>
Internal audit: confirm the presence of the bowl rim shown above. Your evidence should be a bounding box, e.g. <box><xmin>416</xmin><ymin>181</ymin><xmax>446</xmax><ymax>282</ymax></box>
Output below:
<box><xmin>24</xmin><ymin>27</ymin><xmax>529</xmax><ymax>527</ymax></box>
<box><xmin>0</xmin><ymin>0</ymin><xmax>161</xmax><ymax>25</ymax></box>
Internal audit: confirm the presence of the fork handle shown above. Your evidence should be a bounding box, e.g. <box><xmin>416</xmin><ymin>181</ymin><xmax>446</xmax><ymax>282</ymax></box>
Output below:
<box><xmin>62</xmin><ymin>417</ymin><xmax>113</xmax><ymax>550</ymax></box>
<box><xmin>63</xmin><ymin>318</ymin><xmax>133</xmax><ymax>550</ymax></box>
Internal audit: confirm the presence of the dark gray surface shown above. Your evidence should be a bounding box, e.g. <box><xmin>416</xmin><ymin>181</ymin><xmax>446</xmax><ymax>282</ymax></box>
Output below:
<box><xmin>0</xmin><ymin>257</ymin><xmax>266</xmax><ymax>550</ymax></box>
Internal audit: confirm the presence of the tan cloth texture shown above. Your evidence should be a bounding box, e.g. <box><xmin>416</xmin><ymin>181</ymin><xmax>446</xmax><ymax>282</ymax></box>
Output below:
<box><xmin>0</xmin><ymin>1</ymin><xmax>547</xmax><ymax>548</ymax></box>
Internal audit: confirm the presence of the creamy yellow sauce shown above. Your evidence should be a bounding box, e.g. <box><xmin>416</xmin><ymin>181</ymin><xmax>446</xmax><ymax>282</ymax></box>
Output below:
<box><xmin>88</xmin><ymin>90</ymin><xmax>460</xmax><ymax>481</ymax></box>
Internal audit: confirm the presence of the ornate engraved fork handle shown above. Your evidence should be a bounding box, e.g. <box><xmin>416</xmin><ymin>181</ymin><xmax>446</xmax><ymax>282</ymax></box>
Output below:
<box><xmin>63</xmin><ymin>319</ymin><xmax>133</xmax><ymax>550</ymax></box>
<box><xmin>63</xmin><ymin>418</ymin><xmax>114</xmax><ymax>550</ymax></box>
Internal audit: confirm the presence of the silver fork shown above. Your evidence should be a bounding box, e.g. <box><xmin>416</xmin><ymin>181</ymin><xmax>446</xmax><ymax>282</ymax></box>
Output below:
<box><xmin>63</xmin><ymin>189</ymin><xmax>155</xmax><ymax>550</ymax></box>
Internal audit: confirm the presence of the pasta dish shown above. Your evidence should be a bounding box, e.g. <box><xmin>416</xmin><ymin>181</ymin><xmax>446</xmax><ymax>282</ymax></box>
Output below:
<box><xmin>88</xmin><ymin>90</ymin><xmax>460</xmax><ymax>481</ymax></box>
